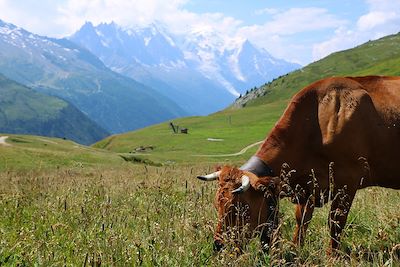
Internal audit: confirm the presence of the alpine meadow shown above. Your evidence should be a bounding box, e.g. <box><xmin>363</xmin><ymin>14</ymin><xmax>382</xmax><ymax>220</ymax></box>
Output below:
<box><xmin>1</xmin><ymin>2</ymin><xmax>400</xmax><ymax>266</ymax></box>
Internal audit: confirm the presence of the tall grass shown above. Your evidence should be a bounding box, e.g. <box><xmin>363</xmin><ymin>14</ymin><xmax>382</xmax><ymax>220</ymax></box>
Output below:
<box><xmin>0</xmin><ymin>164</ymin><xmax>399</xmax><ymax>266</ymax></box>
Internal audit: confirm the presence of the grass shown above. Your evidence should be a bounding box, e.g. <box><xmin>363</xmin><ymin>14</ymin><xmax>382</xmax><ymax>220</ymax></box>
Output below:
<box><xmin>93</xmin><ymin>101</ymin><xmax>286</xmax><ymax>165</ymax></box>
<box><xmin>0</xmin><ymin>116</ymin><xmax>399</xmax><ymax>266</ymax></box>
<box><xmin>0</xmin><ymin>134</ymin><xmax>124</xmax><ymax>171</ymax></box>
<box><xmin>0</xmin><ymin>164</ymin><xmax>399</xmax><ymax>266</ymax></box>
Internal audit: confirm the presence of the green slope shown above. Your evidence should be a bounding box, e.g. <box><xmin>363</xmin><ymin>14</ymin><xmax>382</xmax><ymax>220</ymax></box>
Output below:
<box><xmin>235</xmin><ymin>32</ymin><xmax>400</xmax><ymax>108</ymax></box>
<box><xmin>93</xmin><ymin>102</ymin><xmax>285</xmax><ymax>165</ymax></box>
<box><xmin>93</xmin><ymin>33</ymin><xmax>400</xmax><ymax>164</ymax></box>
<box><xmin>0</xmin><ymin>74</ymin><xmax>109</xmax><ymax>145</ymax></box>
<box><xmin>0</xmin><ymin>134</ymin><xmax>124</xmax><ymax>171</ymax></box>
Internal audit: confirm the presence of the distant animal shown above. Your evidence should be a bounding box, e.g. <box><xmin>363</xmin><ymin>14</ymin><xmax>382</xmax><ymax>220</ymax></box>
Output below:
<box><xmin>197</xmin><ymin>76</ymin><xmax>400</xmax><ymax>253</ymax></box>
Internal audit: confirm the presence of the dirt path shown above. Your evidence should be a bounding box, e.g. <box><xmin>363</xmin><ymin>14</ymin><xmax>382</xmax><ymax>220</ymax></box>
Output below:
<box><xmin>193</xmin><ymin>140</ymin><xmax>263</xmax><ymax>157</ymax></box>
<box><xmin>0</xmin><ymin>136</ymin><xmax>11</xmax><ymax>146</ymax></box>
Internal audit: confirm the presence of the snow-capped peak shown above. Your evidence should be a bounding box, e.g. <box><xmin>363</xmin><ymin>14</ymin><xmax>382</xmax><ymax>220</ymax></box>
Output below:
<box><xmin>70</xmin><ymin>21</ymin><xmax>300</xmax><ymax>96</ymax></box>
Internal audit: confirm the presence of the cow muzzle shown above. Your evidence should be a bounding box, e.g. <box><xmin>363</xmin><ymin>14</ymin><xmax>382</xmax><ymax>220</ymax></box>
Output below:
<box><xmin>213</xmin><ymin>239</ymin><xmax>224</xmax><ymax>252</ymax></box>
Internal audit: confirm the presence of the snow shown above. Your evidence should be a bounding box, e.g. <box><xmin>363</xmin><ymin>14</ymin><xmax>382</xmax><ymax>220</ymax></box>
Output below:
<box><xmin>95</xmin><ymin>29</ymin><xmax>104</xmax><ymax>37</ymax></box>
<box><xmin>228</xmin><ymin>45</ymin><xmax>246</xmax><ymax>82</ymax></box>
<box><xmin>144</xmin><ymin>36</ymin><xmax>151</xmax><ymax>46</ymax></box>
<box><xmin>161</xmin><ymin>32</ymin><xmax>176</xmax><ymax>47</ymax></box>
<box><xmin>101</xmin><ymin>40</ymin><xmax>109</xmax><ymax>47</ymax></box>
<box><xmin>68</xmin><ymin>21</ymin><xmax>299</xmax><ymax>97</ymax></box>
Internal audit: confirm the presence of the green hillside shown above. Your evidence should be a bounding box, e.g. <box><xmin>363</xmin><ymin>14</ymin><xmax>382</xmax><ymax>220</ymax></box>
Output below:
<box><xmin>94</xmin><ymin>33</ymin><xmax>400</xmax><ymax>164</ymax></box>
<box><xmin>94</xmin><ymin>102</ymin><xmax>283</xmax><ymax>164</ymax></box>
<box><xmin>0</xmin><ymin>134</ymin><xmax>124</xmax><ymax>171</ymax></box>
<box><xmin>235</xmin><ymin>32</ymin><xmax>400</xmax><ymax>108</ymax></box>
<box><xmin>0</xmin><ymin>74</ymin><xmax>109</xmax><ymax>145</ymax></box>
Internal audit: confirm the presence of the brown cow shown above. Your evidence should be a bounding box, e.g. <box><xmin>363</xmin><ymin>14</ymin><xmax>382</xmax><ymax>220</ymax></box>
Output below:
<box><xmin>197</xmin><ymin>76</ymin><xmax>400</xmax><ymax>253</ymax></box>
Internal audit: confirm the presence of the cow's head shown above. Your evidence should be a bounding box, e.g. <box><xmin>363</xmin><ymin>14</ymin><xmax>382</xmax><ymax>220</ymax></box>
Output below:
<box><xmin>197</xmin><ymin>166</ymin><xmax>280</xmax><ymax>251</ymax></box>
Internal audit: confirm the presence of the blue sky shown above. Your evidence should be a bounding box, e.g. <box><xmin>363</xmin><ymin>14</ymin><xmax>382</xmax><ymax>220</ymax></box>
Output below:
<box><xmin>185</xmin><ymin>0</ymin><xmax>367</xmax><ymax>26</ymax></box>
<box><xmin>0</xmin><ymin>0</ymin><xmax>399</xmax><ymax>64</ymax></box>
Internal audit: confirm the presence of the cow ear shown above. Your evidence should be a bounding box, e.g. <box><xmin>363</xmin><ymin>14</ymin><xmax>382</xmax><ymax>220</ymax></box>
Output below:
<box><xmin>215</xmin><ymin>165</ymin><xmax>222</xmax><ymax>171</ymax></box>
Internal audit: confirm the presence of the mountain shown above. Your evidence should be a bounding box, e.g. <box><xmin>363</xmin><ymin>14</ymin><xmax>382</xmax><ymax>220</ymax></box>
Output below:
<box><xmin>219</xmin><ymin>40</ymin><xmax>301</xmax><ymax>93</ymax></box>
<box><xmin>95</xmin><ymin>32</ymin><xmax>400</xmax><ymax>163</ymax></box>
<box><xmin>234</xmin><ymin>32</ymin><xmax>400</xmax><ymax>108</ymax></box>
<box><xmin>181</xmin><ymin>29</ymin><xmax>300</xmax><ymax>95</ymax></box>
<box><xmin>0</xmin><ymin>73</ymin><xmax>109</xmax><ymax>145</ymax></box>
<box><xmin>70</xmin><ymin>22</ymin><xmax>300</xmax><ymax>115</ymax></box>
<box><xmin>0</xmin><ymin>19</ymin><xmax>187</xmax><ymax>134</ymax></box>
<box><xmin>70</xmin><ymin>22</ymin><xmax>235</xmax><ymax>115</ymax></box>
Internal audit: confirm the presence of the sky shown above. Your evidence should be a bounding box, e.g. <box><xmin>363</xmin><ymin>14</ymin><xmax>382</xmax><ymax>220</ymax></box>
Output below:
<box><xmin>0</xmin><ymin>0</ymin><xmax>399</xmax><ymax>65</ymax></box>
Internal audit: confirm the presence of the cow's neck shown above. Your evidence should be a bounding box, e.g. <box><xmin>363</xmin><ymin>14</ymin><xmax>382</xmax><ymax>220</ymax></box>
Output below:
<box><xmin>253</xmin><ymin>127</ymin><xmax>294</xmax><ymax>176</ymax></box>
<box><xmin>239</xmin><ymin>118</ymin><xmax>302</xmax><ymax>177</ymax></box>
<box><xmin>252</xmin><ymin>91</ymin><xmax>318</xmax><ymax>177</ymax></box>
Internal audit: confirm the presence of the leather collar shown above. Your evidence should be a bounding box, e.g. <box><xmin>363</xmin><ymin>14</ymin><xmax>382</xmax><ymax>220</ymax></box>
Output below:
<box><xmin>240</xmin><ymin>156</ymin><xmax>275</xmax><ymax>177</ymax></box>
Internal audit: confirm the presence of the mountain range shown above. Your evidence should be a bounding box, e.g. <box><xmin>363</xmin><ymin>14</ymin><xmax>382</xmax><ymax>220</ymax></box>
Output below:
<box><xmin>70</xmin><ymin>22</ymin><xmax>300</xmax><ymax>115</ymax></box>
<box><xmin>0</xmin><ymin>18</ymin><xmax>300</xmax><ymax>143</ymax></box>
<box><xmin>0</xmin><ymin>19</ymin><xmax>186</xmax><ymax>134</ymax></box>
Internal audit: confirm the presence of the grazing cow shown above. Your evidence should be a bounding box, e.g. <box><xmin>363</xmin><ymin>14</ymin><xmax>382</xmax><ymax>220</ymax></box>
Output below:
<box><xmin>197</xmin><ymin>76</ymin><xmax>400</xmax><ymax>253</ymax></box>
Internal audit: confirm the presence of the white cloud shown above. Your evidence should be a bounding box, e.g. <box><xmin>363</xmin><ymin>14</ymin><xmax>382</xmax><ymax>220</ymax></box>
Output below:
<box><xmin>0</xmin><ymin>0</ymin><xmax>194</xmax><ymax>37</ymax></box>
<box><xmin>57</xmin><ymin>0</ymin><xmax>191</xmax><ymax>36</ymax></box>
<box><xmin>0</xmin><ymin>0</ymin><xmax>65</xmax><ymax>36</ymax></box>
<box><xmin>236</xmin><ymin>8</ymin><xmax>347</xmax><ymax>64</ymax></box>
<box><xmin>0</xmin><ymin>0</ymin><xmax>398</xmax><ymax>65</ymax></box>
<box><xmin>313</xmin><ymin>0</ymin><xmax>400</xmax><ymax>61</ymax></box>
<box><xmin>262</xmin><ymin>8</ymin><xmax>346</xmax><ymax>35</ymax></box>
<box><xmin>357</xmin><ymin>11</ymin><xmax>398</xmax><ymax>31</ymax></box>
<box><xmin>357</xmin><ymin>0</ymin><xmax>400</xmax><ymax>32</ymax></box>
<box><xmin>312</xmin><ymin>27</ymin><xmax>358</xmax><ymax>60</ymax></box>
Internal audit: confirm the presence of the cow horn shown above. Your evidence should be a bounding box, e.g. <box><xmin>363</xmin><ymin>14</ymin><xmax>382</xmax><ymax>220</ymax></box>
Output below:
<box><xmin>197</xmin><ymin>171</ymin><xmax>221</xmax><ymax>181</ymax></box>
<box><xmin>232</xmin><ymin>175</ymin><xmax>250</xmax><ymax>194</ymax></box>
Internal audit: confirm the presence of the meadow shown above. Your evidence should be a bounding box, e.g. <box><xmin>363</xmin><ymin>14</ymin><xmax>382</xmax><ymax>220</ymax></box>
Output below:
<box><xmin>1</xmin><ymin>98</ymin><xmax>400</xmax><ymax>266</ymax></box>
<box><xmin>1</xmin><ymin>32</ymin><xmax>400</xmax><ymax>265</ymax></box>
<box><xmin>0</xmin><ymin>157</ymin><xmax>399</xmax><ymax>266</ymax></box>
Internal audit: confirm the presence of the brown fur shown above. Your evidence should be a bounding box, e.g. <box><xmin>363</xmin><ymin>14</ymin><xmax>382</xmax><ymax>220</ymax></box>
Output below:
<box><xmin>210</xmin><ymin>76</ymin><xmax>400</xmax><ymax>253</ymax></box>
<box><xmin>255</xmin><ymin>76</ymin><xmax>400</xmax><ymax>252</ymax></box>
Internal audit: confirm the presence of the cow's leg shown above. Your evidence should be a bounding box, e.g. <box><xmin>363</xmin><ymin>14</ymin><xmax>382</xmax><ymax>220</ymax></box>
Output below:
<box><xmin>328</xmin><ymin>187</ymin><xmax>355</xmax><ymax>254</ymax></box>
<box><xmin>292</xmin><ymin>200</ymin><xmax>314</xmax><ymax>246</ymax></box>
<box><xmin>260</xmin><ymin>195</ymin><xmax>279</xmax><ymax>251</ymax></box>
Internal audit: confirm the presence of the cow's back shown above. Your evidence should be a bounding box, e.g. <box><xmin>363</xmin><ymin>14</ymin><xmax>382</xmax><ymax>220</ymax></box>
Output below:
<box><xmin>348</xmin><ymin>76</ymin><xmax>400</xmax><ymax>123</ymax></box>
<box><xmin>256</xmin><ymin>76</ymin><xmax>400</xmax><ymax>189</ymax></box>
<box><xmin>315</xmin><ymin>76</ymin><xmax>400</xmax><ymax>188</ymax></box>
